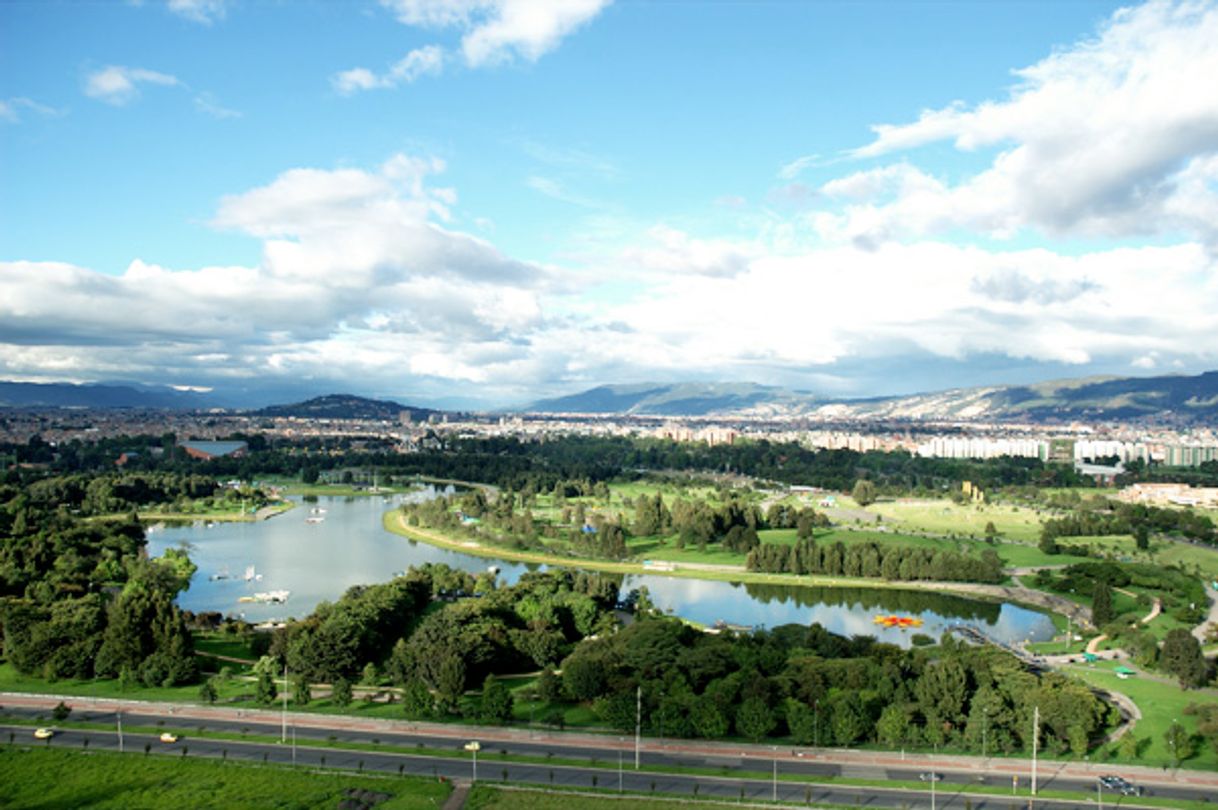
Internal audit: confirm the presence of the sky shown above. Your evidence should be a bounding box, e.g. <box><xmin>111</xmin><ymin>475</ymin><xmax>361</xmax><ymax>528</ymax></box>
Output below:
<box><xmin>3</xmin><ymin>0</ymin><xmax>1218</xmax><ymax>409</ymax></box>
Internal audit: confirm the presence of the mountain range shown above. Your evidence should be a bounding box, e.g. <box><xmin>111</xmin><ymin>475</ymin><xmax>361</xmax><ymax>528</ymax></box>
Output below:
<box><xmin>4</xmin><ymin>370</ymin><xmax>1218</xmax><ymax>425</ymax></box>
<box><xmin>525</xmin><ymin>371</ymin><xmax>1218</xmax><ymax>423</ymax></box>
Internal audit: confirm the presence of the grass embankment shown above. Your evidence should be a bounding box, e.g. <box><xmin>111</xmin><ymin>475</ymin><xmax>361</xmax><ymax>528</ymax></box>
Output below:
<box><xmin>1064</xmin><ymin>659</ymin><xmax>1218</xmax><ymax>770</ymax></box>
<box><xmin>0</xmin><ymin>747</ymin><xmax>450</xmax><ymax>809</ymax></box>
<box><xmin>383</xmin><ymin>512</ymin><xmax>1047</xmax><ymax>608</ymax></box>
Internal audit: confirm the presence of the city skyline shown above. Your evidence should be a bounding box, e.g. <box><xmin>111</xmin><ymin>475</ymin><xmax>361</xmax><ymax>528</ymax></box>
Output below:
<box><xmin>4</xmin><ymin>0</ymin><xmax>1218</xmax><ymax>408</ymax></box>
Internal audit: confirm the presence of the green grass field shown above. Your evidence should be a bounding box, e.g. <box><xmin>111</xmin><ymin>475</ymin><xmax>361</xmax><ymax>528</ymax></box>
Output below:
<box><xmin>869</xmin><ymin>499</ymin><xmax>1044</xmax><ymax>542</ymax></box>
<box><xmin>1062</xmin><ymin>660</ymin><xmax>1218</xmax><ymax>770</ymax></box>
<box><xmin>0</xmin><ymin>747</ymin><xmax>450</xmax><ymax>809</ymax></box>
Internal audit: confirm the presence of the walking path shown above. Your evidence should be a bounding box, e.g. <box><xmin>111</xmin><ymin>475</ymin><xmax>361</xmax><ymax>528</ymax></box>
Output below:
<box><xmin>440</xmin><ymin>781</ymin><xmax>470</xmax><ymax>810</ymax></box>
<box><xmin>1192</xmin><ymin>582</ymin><xmax>1218</xmax><ymax>643</ymax></box>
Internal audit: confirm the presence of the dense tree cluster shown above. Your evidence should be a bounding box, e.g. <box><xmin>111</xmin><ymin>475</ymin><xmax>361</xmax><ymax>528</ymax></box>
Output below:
<box><xmin>1</xmin><ymin>482</ymin><xmax>197</xmax><ymax>684</ymax></box>
<box><xmin>559</xmin><ymin>615</ymin><xmax>1110</xmax><ymax>753</ymax></box>
<box><xmin>746</xmin><ymin>538</ymin><xmax>1004</xmax><ymax>584</ymax></box>
<box><xmin>1039</xmin><ymin>501</ymin><xmax>1215</xmax><ymax>547</ymax></box>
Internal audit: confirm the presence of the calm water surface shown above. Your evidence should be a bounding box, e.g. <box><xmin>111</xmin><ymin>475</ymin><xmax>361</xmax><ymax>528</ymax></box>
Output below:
<box><xmin>148</xmin><ymin>493</ymin><xmax>1055</xmax><ymax>647</ymax></box>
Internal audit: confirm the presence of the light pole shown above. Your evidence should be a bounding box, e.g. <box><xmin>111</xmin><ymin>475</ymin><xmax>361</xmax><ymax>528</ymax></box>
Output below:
<box><xmin>982</xmin><ymin>707</ymin><xmax>990</xmax><ymax>760</ymax></box>
<box><xmin>618</xmin><ymin>740</ymin><xmax>623</xmax><ymax>792</ymax></box>
<box><xmin>931</xmin><ymin>774</ymin><xmax>936</xmax><ymax>810</ymax></box>
<box><xmin>772</xmin><ymin>746</ymin><xmax>778</xmax><ymax>801</ymax></box>
<box><xmin>281</xmin><ymin>663</ymin><xmax>288</xmax><ymax>744</ymax></box>
<box><xmin>117</xmin><ymin>711</ymin><xmax>123</xmax><ymax>753</ymax></box>
<box><xmin>814</xmin><ymin>699</ymin><xmax>820</xmax><ymax>748</ymax></box>
<box><xmin>1031</xmin><ymin>705</ymin><xmax>1040</xmax><ymax>804</ymax></box>
<box><xmin>464</xmin><ymin>741</ymin><xmax>480</xmax><ymax>783</ymax></box>
<box><xmin>634</xmin><ymin>685</ymin><xmax>641</xmax><ymax>770</ymax></box>
<box><xmin>1096</xmin><ymin>778</ymin><xmax>1103</xmax><ymax>810</ymax></box>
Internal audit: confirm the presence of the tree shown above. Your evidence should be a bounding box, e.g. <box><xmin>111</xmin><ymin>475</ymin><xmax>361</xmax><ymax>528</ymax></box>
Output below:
<box><xmin>402</xmin><ymin>678</ymin><xmax>433</xmax><ymax>720</ymax></box>
<box><xmin>1161</xmin><ymin>629</ymin><xmax>1209</xmax><ymax>689</ymax></box>
<box><xmin>1117</xmin><ymin>732</ymin><xmax>1139</xmax><ymax>760</ymax></box>
<box><xmin>331</xmin><ymin>676</ymin><xmax>353</xmax><ymax>707</ymax></box>
<box><xmin>691</xmin><ymin>701</ymin><xmax>729</xmax><ymax>739</ymax></box>
<box><xmin>478</xmin><ymin>674</ymin><xmax>514</xmax><ymax>725</ymax></box>
<box><xmin>876</xmin><ymin>704</ymin><xmax>911</xmax><ymax>748</ymax></box>
<box><xmin>1164</xmin><ymin>722</ymin><xmax>1192</xmax><ymax>766</ymax></box>
<box><xmin>536</xmin><ymin>666</ymin><xmax>561</xmax><ymax>703</ymax></box>
<box><xmin>1091</xmin><ymin>580</ymin><xmax>1114</xmax><ymax>628</ymax></box>
<box><xmin>198</xmin><ymin>678</ymin><xmax>218</xmax><ymax>705</ymax></box>
<box><xmin>255</xmin><ymin>670</ymin><xmax>277</xmax><ymax>706</ymax></box>
<box><xmin>786</xmin><ymin>701</ymin><xmax>817</xmax><ymax>745</ymax></box>
<box><xmin>434</xmin><ymin>655</ymin><xmax>466</xmax><ymax>714</ymax></box>
<box><xmin>851</xmin><ymin>480</ymin><xmax>876</xmax><ymax>508</ymax></box>
<box><xmin>1134</xmin><ymin>524</ymin><xmax>1150</xmax><ymax>551</ymax></box>
<box><xmin>983</xmin><ymin>521</ymin><xmax>999</xmax><ymax>542</ymax></box>
<box><xmin>292</xmin><ymin>673</ymin><xmax>311</xmax><ymax>705</ymax></box>
<box><xmin>736</xmin><ymin>697</ymin><xmax>775</xmax><ymax>742</ymax></box>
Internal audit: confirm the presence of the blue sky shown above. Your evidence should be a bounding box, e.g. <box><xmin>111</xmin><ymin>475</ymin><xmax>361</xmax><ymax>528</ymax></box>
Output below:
<box><xmin>3</xmin><ymin>0</ymin><xmax>1218</xmax><ymax>408</ymax></box>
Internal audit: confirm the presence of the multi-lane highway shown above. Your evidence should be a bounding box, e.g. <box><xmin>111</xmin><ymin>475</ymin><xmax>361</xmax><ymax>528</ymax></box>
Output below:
<box><xmin>3</xmin><ymin>693</ymin><xmax>1214</xmax><ymax>809</ymax></box>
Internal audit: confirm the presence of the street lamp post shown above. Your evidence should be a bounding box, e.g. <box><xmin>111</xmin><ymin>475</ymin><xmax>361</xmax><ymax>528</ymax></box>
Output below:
<box><xmin>772</xmin><ymin>746</ymin><xmax>778</xmax><ymax>801</ymax></box>
<box><xmin>464</xmin><ymin>741</ymin><xmax>481</xmax><ymax>783</ymax></box>
<box><xmin>117</xmin><ymin>711</ymin><xmax>123</xmax><ymax>753</ymax></box>
<box><xmin>281</xmin><ymin>663</ymin><xmax>288</xmax><ymax>744</ymax></box>
<box><xmin>813</xmin><ymin>699</ymin><xmax>820</xmax><ymax>748</ymax></box>
<box><xmin>618</xmin><ymin>740</ymin><xmax>623</xmax><ymax>792</ymax></box>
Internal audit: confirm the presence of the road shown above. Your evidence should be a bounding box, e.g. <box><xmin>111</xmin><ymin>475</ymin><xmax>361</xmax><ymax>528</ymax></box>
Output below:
<box><xmin>4</xmin><ymin>694</ymin><xmax>1217</xmax><ymax>808</ymax></box>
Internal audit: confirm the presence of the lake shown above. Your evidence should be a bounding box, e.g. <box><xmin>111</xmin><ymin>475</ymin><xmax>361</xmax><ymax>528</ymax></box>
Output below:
<box><xmin>147</xmin><ymin>493</ymin><xmax>1056</xmax><ymax>647</ymax></box>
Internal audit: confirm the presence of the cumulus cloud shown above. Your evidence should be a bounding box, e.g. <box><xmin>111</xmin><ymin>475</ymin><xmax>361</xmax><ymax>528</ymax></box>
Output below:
<box><xmin>823</xmin><ymin>0</ymin><xmax>1218</xmax><ymax>246</ymax></box>
<box><xmin>84</xmin><ymin>66</ymin><xmax>180</xmax><ymax>106</ymax></box>
<box><xmin>0</xmin><ymin>153</ymin><xmax>560</xmax><ymax>396</ymax></box>
<box><xmin>332</xmin><ymin>45</ymin><xmax>445</xmax><ymax>94</ymax></box>
<box><xmin>166</xmin><ymin>0</ymin><xmax>228</xmax><ymax>25</ymax></box>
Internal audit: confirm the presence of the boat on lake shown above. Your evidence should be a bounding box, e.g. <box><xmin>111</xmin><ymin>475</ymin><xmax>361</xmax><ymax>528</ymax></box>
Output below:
<box><xmin>238</xmin><ymin>589</ymin><xmax>290</xmax><ymax>604</ymax></box>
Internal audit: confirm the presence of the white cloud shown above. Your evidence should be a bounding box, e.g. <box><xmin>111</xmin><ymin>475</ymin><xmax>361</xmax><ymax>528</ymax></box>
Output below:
<box><xmin>84</xmin><ymin>66</ymin><xmax>180</xmax><ymax>106</ymax></box>
<box><xmin>332</xmin><ymin>45</ymin><xmax>445</xmax><ymax>94</ymax></box>
<box><xmin>380</xmin><ymin>0</ymin><xmax>609</xmax><ymax>66</ymax></box>
<box><xmin>0</xmin><ymin>97</ymin><xmax>62</xmax><ymax>124</ymax></box>
<box><xmin>827</xmin><ymin>0</ymin><xmax>1218</xmax><ymax>247</ymax></box>
<box><xmin>777</xmin><ymin>154</ymin><xmax>821</xmax><ymax>180</ymax></box>
<box><xmin>193</xmin><ymin>92</ymin><xmax>240</xmax><ymax>119</ymax></box>
<box><xmin>167</xmin><ymin>0</ymin><xmax>227</xmax><ymax>25</ymax></box>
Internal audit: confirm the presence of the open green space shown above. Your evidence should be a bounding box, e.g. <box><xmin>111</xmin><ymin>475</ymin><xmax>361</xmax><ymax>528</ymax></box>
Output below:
<box><xmin>868</xmin><ymin>499</ymin><xmax>1043</xmax><ymax>543</ymax></box>
<box><xmin>1062</xmin><ymin>660</ymin><xmax>1218</xmax><ymax>770</ymax></box>
<box><xmin>0</xmin><ymin>747</ymin><xmax>451</xmax><ymax>809</ymax></box>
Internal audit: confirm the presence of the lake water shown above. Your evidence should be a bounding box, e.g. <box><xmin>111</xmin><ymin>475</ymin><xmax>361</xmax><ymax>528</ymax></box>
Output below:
<box><xmin>147</xmin><ymin>493</ymin><xmax>1055</xmax><ymax>647</ymax></box>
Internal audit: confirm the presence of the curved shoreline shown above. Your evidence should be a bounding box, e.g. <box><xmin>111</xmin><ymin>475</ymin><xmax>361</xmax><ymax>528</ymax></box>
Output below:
<box><xmin>382</xmin><ymin>510</ymin><xmax>1081</xmax><ymax>622</ymax></box>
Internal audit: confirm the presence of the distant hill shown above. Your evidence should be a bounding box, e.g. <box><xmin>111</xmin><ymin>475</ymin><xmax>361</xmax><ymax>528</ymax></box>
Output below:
<box><xmin>0</xmin><ymin>381</ymin><xmax>223</xmax><ymax>410</ymax></box>
<box><xmin>526</xmin><ymin>371</ymin><xmax>1218</xmax><ymax>424</ymax></box>
<box><xmin>527</xmin><ymin>382</ymin><xmax>816</xmax><ymax>416</ymax></box>
<box><xmin>254</xmin><ymin>393</ymin><xmax>435</xmax><ymax>422</ymax></box>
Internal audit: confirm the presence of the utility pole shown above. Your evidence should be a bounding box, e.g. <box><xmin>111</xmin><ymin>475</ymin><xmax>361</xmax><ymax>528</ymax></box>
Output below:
<box><xmin>634</xmin><ymin>685</ymin><xmax>641</xmax><ymax>770</ymax></box>
<box><xmin>281</xmin><ymin>662</ymin><xmax>288</xmax><ymax>744</ymax></box>
<box><xmin>1031</xmin><ymin>705</ymin><xmax>1040</xmax><ymax>803</ymax></box>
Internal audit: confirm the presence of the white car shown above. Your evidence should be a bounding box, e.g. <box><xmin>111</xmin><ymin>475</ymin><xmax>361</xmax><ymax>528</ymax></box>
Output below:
<box><xmin>159</xmin><ymin>732</ymin><xmax>179</xmax><ymax>743</ymax></box>
<box><xmin>33</xmin><ymin>728</ymin><xmax>53</xmax><ymax>740</ymax></box>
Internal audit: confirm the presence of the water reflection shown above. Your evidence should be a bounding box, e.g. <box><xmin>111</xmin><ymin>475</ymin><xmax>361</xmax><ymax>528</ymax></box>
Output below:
<box><xmin>147</xmin><ymin>494</ymin><xmax>1054</xmax><ymax>647</ymax></box>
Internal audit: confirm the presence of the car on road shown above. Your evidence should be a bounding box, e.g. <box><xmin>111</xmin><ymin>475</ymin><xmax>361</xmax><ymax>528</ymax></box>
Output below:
<box><xmin>33</xmin><ymin>728</ymin><xmax>53</xmax><ymax>740</ymax></box>
<box><xmin>159</xmin><ymin>732</ymin><xmax>179</xmax><ymax>743</ymax></box>
<box><xmin>1120</xmin><ymin>784</ymin><xmax>1142</xmax><ymax>796</ymax></box>
<box><xmin>919</xmin><ymin>773</ymin><xmax>943</xmax><ymax>782</ymax></box>
<box><xmin>1098</xmin><ymin>775</ymin><xmax>1126</xmax><ymax>790</ymax></box>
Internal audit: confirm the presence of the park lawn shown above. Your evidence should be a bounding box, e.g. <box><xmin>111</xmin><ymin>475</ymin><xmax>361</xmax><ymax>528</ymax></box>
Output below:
<box><xmin>194</xmin><ymin>632</ymin><xmax>259</xmax><ymax>664</ymax></box>
<box><xmin>1152</xmin><ymin>537</ymin><xmax>1218</xmax><ymax>582</ymax></box>
<box><xmin>868</xmin><ymin>499</ymin><xmax>1044</xmax><ymax>543</ymax></box>
<box><xmin>0</xmin><ymin>747</ymin><xmax>450</xmax><ymax>810</ymax></box>
<box><xmin>0</xmin><ymin>662</ymin><xmax>253</xmax><ymax>704</ymax></box>
<box><xmin>1062</xmin><ymin>660</ymin><xmax>1218</xmax><ymax>770</ymax></box>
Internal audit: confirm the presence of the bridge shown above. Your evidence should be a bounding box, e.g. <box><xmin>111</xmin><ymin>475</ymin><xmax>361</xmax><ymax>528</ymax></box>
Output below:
<box><xmin>943</xmin><ymin>623</ymin><xmax>1043</xmax><ymax>667</ymax></box>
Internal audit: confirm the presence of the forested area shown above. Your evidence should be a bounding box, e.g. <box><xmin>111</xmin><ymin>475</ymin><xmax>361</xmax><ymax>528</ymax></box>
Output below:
<box><xmin>2</xmin><ymin>432</ymin><xmax>1089</xmax><ymax>495</ymax></box>
<box><xmin>0</xmin><ymin>476</ymin><xmax>198</xmax><ymax>684</ymax></box>
<box><xmin>747</xmin><ymin>537</ymin><xmax>1005</xmax><ymax>583</ymax></box>
<box><xmin>1039</xmin><ymin>500</ymin><xmax>1215</xmax><ymax>548</ymax></box>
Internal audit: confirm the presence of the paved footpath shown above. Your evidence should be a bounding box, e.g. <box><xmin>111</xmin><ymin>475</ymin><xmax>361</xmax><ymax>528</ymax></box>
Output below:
<box><xmin>5</xmin><ymin>691</ymin><xmax>1218</xmax><ymax>792</ymax></box>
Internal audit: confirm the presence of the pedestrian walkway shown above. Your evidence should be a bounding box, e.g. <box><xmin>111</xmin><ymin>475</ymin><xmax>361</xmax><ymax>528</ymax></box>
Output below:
<box><xmin>441</xmin><ymin>781</ymin><xmax>470</xmax><ymax>810</ymax></box>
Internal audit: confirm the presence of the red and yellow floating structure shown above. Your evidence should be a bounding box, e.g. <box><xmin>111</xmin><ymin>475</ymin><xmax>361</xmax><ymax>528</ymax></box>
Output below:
<box><xmin>873</xmin><ymin>614</ymin><xmax>924</xmax><ymax>629</ymax></box>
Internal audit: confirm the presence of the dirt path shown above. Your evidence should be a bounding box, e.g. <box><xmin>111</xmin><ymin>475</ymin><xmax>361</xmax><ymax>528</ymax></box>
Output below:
<box><xmin>1193</xmin><ymin>582</ymin><xmax>1218</xmax><ymax>643</ymax></box>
